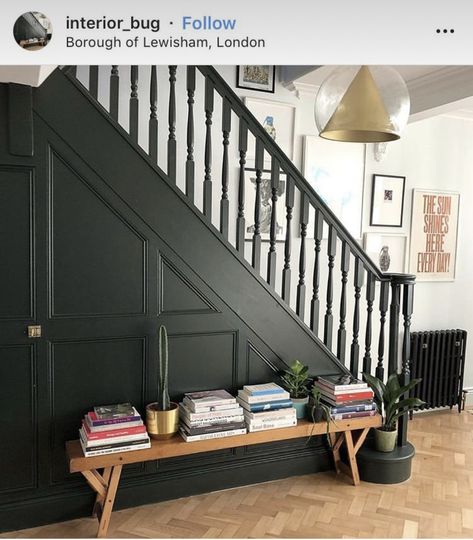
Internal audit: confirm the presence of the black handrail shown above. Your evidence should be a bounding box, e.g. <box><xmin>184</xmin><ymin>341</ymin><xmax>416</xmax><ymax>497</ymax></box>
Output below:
<box><xmin>198</xmin><ymin>66</ymin><xmax>389</xmax><ymax>282</ymax></box>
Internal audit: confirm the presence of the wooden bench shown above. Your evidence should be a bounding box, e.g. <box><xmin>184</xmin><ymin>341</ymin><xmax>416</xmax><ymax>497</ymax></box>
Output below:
<box><xmin>66</xmin><ymin>414</ymin><xmax>381</xmax><ymax>537</ymax></box>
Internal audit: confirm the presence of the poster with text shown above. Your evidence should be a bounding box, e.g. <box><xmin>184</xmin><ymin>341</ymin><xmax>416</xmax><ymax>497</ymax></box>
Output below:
<box><xmin>409</xmin><ymin>190</ymin><xmax>460</xmax><ymax>281</ymax></box>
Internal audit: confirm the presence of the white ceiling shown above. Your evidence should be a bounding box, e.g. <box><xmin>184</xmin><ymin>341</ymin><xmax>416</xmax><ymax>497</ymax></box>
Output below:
<box><xmin>295</xmin><ymin>66</ymin><xmax>473</xmax><ymax>121</ymax></box>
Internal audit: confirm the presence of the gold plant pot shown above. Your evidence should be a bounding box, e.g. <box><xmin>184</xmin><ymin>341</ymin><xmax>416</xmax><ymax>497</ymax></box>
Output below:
<box><xmin>146</xmin><ymin>402</ymin><xmax>179</xmax><ymax>440</ymax></box>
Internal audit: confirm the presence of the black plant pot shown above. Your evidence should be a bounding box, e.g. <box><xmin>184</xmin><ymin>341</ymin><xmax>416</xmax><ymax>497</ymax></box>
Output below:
<box><xmin>312</xmin><ymin>405</ymin><xmax>325</xmax><ymax>423</ymax></box>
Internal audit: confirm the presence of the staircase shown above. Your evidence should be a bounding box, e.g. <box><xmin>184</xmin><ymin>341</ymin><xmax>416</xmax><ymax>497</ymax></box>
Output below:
<box><xmin>62</xmin><ymin>65</ymin><xmax>416</xmax><ymax>445</ymax></box>
<box><xmin>0</xmin><ymin>65</ymin><xmax>416</xmax><ymax>531</ymax></box>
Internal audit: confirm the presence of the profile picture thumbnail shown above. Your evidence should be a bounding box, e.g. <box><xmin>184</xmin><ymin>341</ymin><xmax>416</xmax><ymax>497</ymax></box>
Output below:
<box><xmin>13</xmin><ymin>12</ymin><xmax>52</xmax><ymax>51</ymax></box>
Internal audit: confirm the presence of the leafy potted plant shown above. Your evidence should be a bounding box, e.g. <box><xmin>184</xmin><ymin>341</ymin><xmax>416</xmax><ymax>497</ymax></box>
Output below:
<box><xmin>363</xmin><ymin>372</ymin><xmax>424</xmax><ymax>452</ymax></box>
<box><xmin>146</xmin><ymin>325</ymin><xmax>179</xmax><ymax>439</ymax></box>
<box><xmin>309</xmin><ymin>385</ymin><xmax>332</xmax><ymax>425</ymax></box>
<box><xmin>280</xmin><ymin>360</ymin><xmax>310</xmax><ymax>419</ymax></box>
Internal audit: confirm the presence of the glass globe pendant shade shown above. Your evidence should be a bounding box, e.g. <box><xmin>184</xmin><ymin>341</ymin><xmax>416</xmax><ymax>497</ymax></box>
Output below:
<box><xmin>314</xmin><ymin>66</ymin><xmax>410</xmax><ymax>143</ymax></box>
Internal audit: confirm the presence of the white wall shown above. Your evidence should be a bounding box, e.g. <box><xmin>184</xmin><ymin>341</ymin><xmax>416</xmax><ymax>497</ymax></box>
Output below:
<box><xmin>363</xmin><ymin>115</ymin><xmax>473</xmax><ymax>389</ymax></box>
<box><xmin>78</xmin><ymin>65</ymin><xmax>473</xmax><ymax>389</ymax></box>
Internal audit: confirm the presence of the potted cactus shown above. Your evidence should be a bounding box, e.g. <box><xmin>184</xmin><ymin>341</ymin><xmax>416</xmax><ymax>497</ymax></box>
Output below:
<box><xmin>146</xmin><ymin>325</ymin><xmax>179</xmax><ymax>439</ymax></box>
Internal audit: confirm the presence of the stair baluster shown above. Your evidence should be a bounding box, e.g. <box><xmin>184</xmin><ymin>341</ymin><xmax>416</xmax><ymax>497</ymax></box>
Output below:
<box><xmin>129</xmin><ymin>66</ymin><xmax>139</xmax><ymax>144</ymax></box>
<box><xmin>149</xmin><ymin>66</ymin><xmax>158</xmax><ymax>162</ymax></box>
<box><xmin>337</xmin><ymin>241</ymin><xmax>350</xmax><ymax>363</ymax></box>
<box><xmin>350</xmin><ymin>257</ymin><xmax>365</xmax><ymax>377</ymax></box>
<box><xmin>236</xmin><ymin>121</ymin><xmax>248</xmax><ymax>255</ymax></box>
<box><xmin>310</xmin><ymin>210</ymin><xmax>324</xmax><ymax>335</ymax></box>
<box><xmin>376</xmin><ymin>280</ymin><xmax>390</xmax><ymax>381</ymax></box>
<box><xmin>109</xmin><ymin>66</ymin><xmax>119</xmax><ymax>121</ymax></box>
<box><xmin>282</xmin><ymin>175</ymin><xmax>295</xmax><ymax>303</ymax></box>
<box><xmin>89</xmin><ymin>66</ymin><xmax>99</xmax><ymax>100</ymax></box>
<box><xmin>220</xmin><ymin>99</ymin><xmax>231</xmax><ymax>239</ymax></box>
<box><xmin>267</xmin><ymin>158</ymin><xmax>279</xmax><ymax>288</ymax></box>
<box><xmin>167</xmin><ymin>66</ymin><xmax>177</xmax><ymax>183</ymax></box>
<box><xmin>296</xmin><ymin>194</ymin><xmax>309</xmax><ymax>318</ymax></box>
<box><xmin>398</xmin><ymin>277</ymin><xmax>415</xmax><ymax>446</ymax></box>
<box><xmin>324</xmin><ymin>225</ymin><xmax>337</xmax><ymax>349</ymax></box>
<box><xmin>251</xmin><ymin>138</ymin><xmax>264</xmax><ymax>272</ymax></box>
<box><xmin>185</xmin><ymin>67</ymin><xmax>196</xmax><ymax>202</ymax></box>
<box><xmin>363</xmin><ymin>272</ymin><xmax>376</xmax><ymax>376</ymax></box>
<box><xmin>203</xmin><ymin>78</ymin><xmax>214</xmax><ymax>219</ymax></box>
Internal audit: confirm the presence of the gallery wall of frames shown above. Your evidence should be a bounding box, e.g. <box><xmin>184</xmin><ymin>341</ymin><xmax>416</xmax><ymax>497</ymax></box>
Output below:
<box><xmin>234</xmin><ymin>65</ymin><xmax>469</xmax><ymax>386</ymax></box>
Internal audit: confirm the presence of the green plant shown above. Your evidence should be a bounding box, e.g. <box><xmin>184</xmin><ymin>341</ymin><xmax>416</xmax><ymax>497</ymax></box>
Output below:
<box><xmin>309</xmin><ymin>386</ymin><xmax>332</xmax><ymax>431</ymax></box>
<box><xmin>363</xmin><ymin>372</ymin><xmax>424</xmax><ymax>431</ymax></box>
<box><xmin>158</xmin><ymin>325</ymin><xmax>170</xmax><ymax>410</ymax></box>
<box><xmin>280</xmin><ymin>360</ymin><xmax>310</xmax><ymax>399</ymax></box>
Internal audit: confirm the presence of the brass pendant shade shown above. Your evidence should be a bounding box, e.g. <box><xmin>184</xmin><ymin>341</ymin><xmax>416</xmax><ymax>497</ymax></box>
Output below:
<box><xmin>315</xmin><ymin>66</ymin><xmax>410</xmax><ymax>143</ymax></box>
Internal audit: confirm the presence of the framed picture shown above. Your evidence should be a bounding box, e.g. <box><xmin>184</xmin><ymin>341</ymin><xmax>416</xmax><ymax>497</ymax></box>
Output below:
<box><xmin>244</xmin><ymin>169</ymin><xmax>286</xmax><ymax>241</ymax></box>
<box><xmin>302</xmin><ymin>135</ymin><xmax>364</xmax><ymax>238</ymax></box>
<box><xmin>244</xmin><ymin>97</ymin><xmax>295</xmax><ymax>161</ymax></box>
<box><xmin>408</xmin><ymin>189</ymin><xmax>460</xmax><ymax>281</ymax></box>
<box><xmin>237</xmin><ymin>66</ymin><xmax>275</xmax><ymax>93</ymax></box>
<box><xmin>370</xmin><ymin>174</ymin><xmax>406</xmax><ymax>227</ymax></box>
<box><xmin>364</xmin><ymin>233</ymin><xmax>408</xmax><ymax>274</ymax></box>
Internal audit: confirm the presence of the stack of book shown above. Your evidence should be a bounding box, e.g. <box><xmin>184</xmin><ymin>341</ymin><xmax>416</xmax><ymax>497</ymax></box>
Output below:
<box><xmin>314</xmin><ymin>376</ymin><xmax>376</xmax><ymax>420</ymax></box>
<box><xmin>80</xmin><ymin>402</ymin><xmax>150</xmax><ymax>457</ymax></box>
<box><xmin>237</xmin><ymin>383</ymin><xmax>297</xmax><ymax>432</ymax></box>
<box><xmin>179</xmin><ymin>390</ymin><xmax>247</xmax><ymax>442</ymax></box>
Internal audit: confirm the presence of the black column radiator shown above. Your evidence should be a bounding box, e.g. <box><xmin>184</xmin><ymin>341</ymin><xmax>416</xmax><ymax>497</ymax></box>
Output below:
<box><xmin>410</xmin><ymin>330</ymin><xmax>467</xmax><ymax>413</ymax></box>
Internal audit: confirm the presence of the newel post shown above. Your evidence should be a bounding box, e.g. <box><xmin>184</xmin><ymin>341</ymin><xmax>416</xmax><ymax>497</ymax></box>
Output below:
<box><xmin>386</xmin><ymin>273</ymin><xmax>416</xmax><ymax>447</ymax></box>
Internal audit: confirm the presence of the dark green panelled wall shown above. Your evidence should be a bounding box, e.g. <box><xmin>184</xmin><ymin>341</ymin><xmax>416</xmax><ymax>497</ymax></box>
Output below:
<box><xmin>0</xmin><ymin>72</ymin><xmax>343</xmax><ymax>532</ymax></box>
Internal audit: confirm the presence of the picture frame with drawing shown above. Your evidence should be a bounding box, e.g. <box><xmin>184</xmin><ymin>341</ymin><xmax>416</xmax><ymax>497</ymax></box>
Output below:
<box><xmin>236</xmin><ymin>65</ymin><xmax>276</xmax><ymax>93</ymax></box>
<box><xmin>364</xmin><ymin>233</ymin><xmax>408</xmax><ymax>274</ymax></box>
<box><xmin>370</xmin><ymin>174</ymin><xmax>406</xmax><ymax>227</ymax></box>
<box><xmin>244</xmin><ymin>169</ymin><xmax>286</xmax><ymax>242</ymax></box>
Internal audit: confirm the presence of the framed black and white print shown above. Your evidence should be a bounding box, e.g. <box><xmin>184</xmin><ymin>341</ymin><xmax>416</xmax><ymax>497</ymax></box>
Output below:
<box><xmin>244</xmin><ymin>169</ymin><xmax>286</xmax><ymax>241</ymax></box>
<box><xmin>237</xmin><ymin>66</ymin><xmax>276</xmax><ymax>93</ymax></box>
<box><xmin>370</xmin><ymin>174</ymin><xmax>406</xmax><ymax>227</ymax></box>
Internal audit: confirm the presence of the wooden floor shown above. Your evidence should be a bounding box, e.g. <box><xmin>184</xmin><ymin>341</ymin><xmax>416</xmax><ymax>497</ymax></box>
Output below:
<box><xmin>2</xmin><ymin>409</ymin><xmax>473</xmax><ymax>538</ymax></box>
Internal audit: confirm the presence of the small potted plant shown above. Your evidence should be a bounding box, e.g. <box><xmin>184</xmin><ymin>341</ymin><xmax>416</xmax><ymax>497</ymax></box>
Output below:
<box><xmin>146</xmin><ymin>325</ymin><xmax>179</xmax><ymax>439</ymax></box>
<box><xmin>309</xmin><ymin>386</ymin><xmax>332</xmax><ymax>425</ymax></box>
<box><xmin>363</xmin><ymin>372</ymin><xmax>424</xmax><ymax>452</ymax></box>
<box><xmin>280</xmin><ymin>360</ymin><xmax>310</xmax><ymax>419</ymax></box>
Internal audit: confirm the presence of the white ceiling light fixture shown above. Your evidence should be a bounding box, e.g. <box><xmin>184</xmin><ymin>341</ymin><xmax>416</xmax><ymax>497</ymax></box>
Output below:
<box><xmin>314</xmin><ymin>66</ymin><xmax>410</xmax><ymax>143</ymax></box>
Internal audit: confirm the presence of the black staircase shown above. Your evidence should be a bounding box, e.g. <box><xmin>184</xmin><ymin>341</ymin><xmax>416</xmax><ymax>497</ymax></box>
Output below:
<box><xmin>64</xmin><ymin>65</ymin><xmax>416</xmax><ymax>449</ymax></box>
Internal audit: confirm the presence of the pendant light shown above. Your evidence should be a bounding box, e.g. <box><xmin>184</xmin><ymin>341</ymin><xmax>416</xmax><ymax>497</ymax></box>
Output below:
<box><xmin>314</xmin><ymin>66</ymin><xmax>410</xmax><ymax>143</ymax></box>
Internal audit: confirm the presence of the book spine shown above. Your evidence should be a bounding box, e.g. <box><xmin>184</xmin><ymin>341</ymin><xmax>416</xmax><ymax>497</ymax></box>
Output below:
<box><xmin>316</xmin><ymin>382</ymin><xmax>369</xmax><ymax>395</ymax></box>
<box><xmin>85</xmin><ymin>418</ymin><xmax>144</xmax><ymax>432</ymax></box>
<box><xmin>82</xmin><ymin>422</ymin><xmax>146</xmax><ymax>440</ymax></box>
<box><xmin>81</xmin><ymin>440</ymin><xmax>151</xmax><ymax>457</ymax></box>
<box><xmin>183</xmin><ymin>422</ymin><xmax>247</xmax><ymax>436</ymax></box>
<box><xmin>80</xmin><ymin>428</ymin><xmax>149</xmax><ymax>447</ymax></box>
<box><xmin>317</xmin><ymin>389</ymin><xmax>373</xmax><ymax>402</ymax></box>
<box><xmin>247</xmin><ymin>419</ymin><xmax>297</xmax><ymax>432</ymax></box>
<box><xmin>179</xmin><ymin>405</ymin><xmax>243</xmax><ymax>422</ymax></box>
<box><xmin>237</xmin><ymin>390</ymin><xmax>289</xmax><ymax>404</ymax></box>
<box><xmin>237</xmin><ymin>398</ymin><xmax>293</xmax><ymax>412</ymax></box>
<box><xmin>244</xmin><ymin>411</ymin><xmax>296</xmax><ymax>423</ymax></box>
<box><xmin>88</xmin><ymin>414</ymin><xmax>142</xmax><ymax>427</ymax></box>
<box><xmin>81</xmin><ymin>435</ymin><xmax>150</xmax><ymax>451</ymax></box>
<box><xmin>331</xmin><ymin>410</ymin><xmax>377</xmax><ymax>420</ymax></box>
<box><xmin>243</xmin><ymin>384</ymin><xmax>284</xmax><ymax>396</ymax></box>
<box><xmin>181</xmin><ymin>415</ymin><xmax>245</xmax><ymax>427</ymax></box>
<box><xmin>180</xmin><ymin>428</ymin><xmax>247</xmax><ymax>442</ymax></box>
<box><xmin>186</xmin><ymin>403</ymin><xmax>240</xmax><ymax>413</ymax></box>
<box><xmin>330</xmin><ymin>403</ymin><xmax>377</xmax><ymax>414</ymax></box>
<box><xmin>316</xmin><ymin>379</ymin><xmax>368</xmax><ymax>391</ymax></box>
<box><xmin>183</xmin><ymin>397</ymin><xmax>237</xmax><ymax>412</ymax></box>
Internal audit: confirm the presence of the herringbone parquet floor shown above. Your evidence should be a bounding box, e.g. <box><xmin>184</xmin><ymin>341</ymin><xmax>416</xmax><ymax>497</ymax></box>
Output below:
<box><xmin>3</xmin><ymin>409</ymin><xmax>473</xmax><ymax>538</ymax></box>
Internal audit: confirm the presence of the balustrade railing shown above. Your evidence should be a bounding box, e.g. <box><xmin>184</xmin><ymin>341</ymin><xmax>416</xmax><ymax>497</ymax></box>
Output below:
<box><xmin>64</xmin><ymin>64</ymin><xmax>416</xmax><ymax>447</ymax></box>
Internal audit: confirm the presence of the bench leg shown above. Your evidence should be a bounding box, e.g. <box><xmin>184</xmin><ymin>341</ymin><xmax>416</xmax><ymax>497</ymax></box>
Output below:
<box><xmin>81</xmin><ymin>464</ymin><xmax>122</xmax><ymax>538</ymax></box>
<box><xmin>331</xmin><ymin>428</ymin><xmax>370</xmax><ymax>486</ymax></box>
